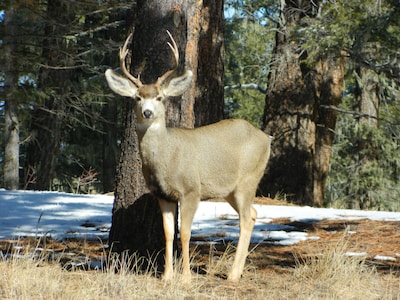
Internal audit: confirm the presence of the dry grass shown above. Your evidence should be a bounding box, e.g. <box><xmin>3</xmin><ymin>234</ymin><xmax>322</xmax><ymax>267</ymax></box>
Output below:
<box><xmin>290</xmin><ymin>235</ymin><xmax>387</xmax><ymax>299</ymax></box>
<box><xmin>1</xmin><ymin>236</ymin><xmax>399</xmax><ymax>300</ymax></box>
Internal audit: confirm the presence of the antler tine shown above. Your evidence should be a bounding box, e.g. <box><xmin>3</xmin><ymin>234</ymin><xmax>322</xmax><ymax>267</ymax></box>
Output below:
<box><xmin>119</xmin><ymin>33</ymin><xmax>143</xmax><ymax>87</ymax></box>
<box><xmin>156</xmin><ymin>30</ymin><xmax>180</xmax><ymax>86</ymax></box>
<box><xmin>166</xmin><ymin>30</ymin><xmax>179</xmax><ymax>67</ymax></box>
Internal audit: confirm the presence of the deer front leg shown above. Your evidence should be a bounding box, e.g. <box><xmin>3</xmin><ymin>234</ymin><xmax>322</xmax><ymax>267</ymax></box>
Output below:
<box><xmin>158</xmin><ymin>198</ymin><xmax>177</xmax><ymax>281</ymax></box>
<box><xmin>179</xmin><ymin>198</ymin><xmax>199</xmax><ymax>281</ymax></box>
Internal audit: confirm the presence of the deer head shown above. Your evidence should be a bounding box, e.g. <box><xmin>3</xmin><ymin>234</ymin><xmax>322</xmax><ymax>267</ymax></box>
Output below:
<box><xmin>105</xmin><ymin>31</ymin><xmax>192</xmax><ymax>126</ymax></box>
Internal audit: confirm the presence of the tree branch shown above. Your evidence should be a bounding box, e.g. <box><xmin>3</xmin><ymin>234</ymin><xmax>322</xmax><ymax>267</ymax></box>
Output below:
<box><xmin>67</xmin><ymin>20</ymin><xmax>125</xmax><ymax>39</ymax></box>
<box><xmin>321</xmin><ymin>105</ymin><xmax>379</xmax><ymax>120</ymax></box>
<box><xmin>224</xmin><ymin>83</ymin><xmax>267</xmax><ymax>94</ymax></box>
<box><xmin>321</xmin><ymin>105</ymin><xmax>400</xmax><ymax>126</ymax></box>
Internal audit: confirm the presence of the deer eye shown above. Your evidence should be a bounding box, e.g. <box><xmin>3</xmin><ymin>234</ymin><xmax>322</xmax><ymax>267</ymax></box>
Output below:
<box><xmin>134</xmin><ymin>96</ymin><xmax>142</xmax><ymax>102</ymax></box>
<box><xmin>156</xmin><ymin>96</ymin><xmax>162</xmax><ymax>102</ymax></box>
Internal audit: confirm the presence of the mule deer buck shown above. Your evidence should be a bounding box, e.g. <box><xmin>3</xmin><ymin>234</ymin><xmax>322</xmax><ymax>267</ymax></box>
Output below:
<box><xmin>105</xmin><ymin>31</ymin><xmax>272</xmax><ymax>282</ymax></box>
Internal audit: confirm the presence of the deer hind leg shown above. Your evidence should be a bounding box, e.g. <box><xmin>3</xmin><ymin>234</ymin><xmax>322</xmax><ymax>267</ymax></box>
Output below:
<box><xmin>226</xmin><ymin>190</ymin><xmax>257</xmax><ymax>282</ymax></box>
<box><xmin>158</xmin><ymin>198</ymin><xmax>177</xmax><ymax>281</ymax></box>
<box><xmin>179</xmin><ymin>196</ymin><xmax>200</xmax><ymax>281</ymax></box>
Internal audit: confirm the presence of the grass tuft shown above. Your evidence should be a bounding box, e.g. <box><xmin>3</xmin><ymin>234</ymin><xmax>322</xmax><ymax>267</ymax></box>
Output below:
<box><xmin>291</xmin><ymin>233</ymin><xmax>382</xmax><ymax>299</ymax></box>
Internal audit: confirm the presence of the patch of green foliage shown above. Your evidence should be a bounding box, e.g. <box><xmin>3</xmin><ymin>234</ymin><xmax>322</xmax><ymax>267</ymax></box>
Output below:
<box><xmin>326</xmin><ymin>91</ymin><xmax>400</xmax><ymax>211</ymax></box>
<box><xmin>224</xmin><ymin>8</ymin><xmax>275</xmax><ymax>128</ymax></box>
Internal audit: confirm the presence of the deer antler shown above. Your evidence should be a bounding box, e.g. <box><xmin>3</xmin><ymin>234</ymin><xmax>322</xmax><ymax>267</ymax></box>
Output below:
<box><xmin>156</xmin><ymin>30</ymin><xmax>180</xmax><ymax>86</ymax></box>
<box><xmin>119</xmin><ymin>33</ymin><xmax>143</xmax><ymax>88</ymax></box>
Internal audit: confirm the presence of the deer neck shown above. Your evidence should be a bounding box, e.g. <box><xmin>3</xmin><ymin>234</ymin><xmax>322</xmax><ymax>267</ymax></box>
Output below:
<box><xmin>136</xmin><ymin>117</ymin><xmax>168</xmax><ymax>148</ymax></box>
<box><xmin>136</xmin><ymin>118</ymin><xmax>169</xmax><ymax>181</ymax></box>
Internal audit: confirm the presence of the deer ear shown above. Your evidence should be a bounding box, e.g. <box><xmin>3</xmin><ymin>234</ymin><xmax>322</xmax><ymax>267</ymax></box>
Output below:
<box><xmin>105</xmin><ymin>69</ymin><xmax>138</xmax><ymax>98</ymax></box>
<box><xmin>162</xmin><ymin>70</ymin><xmax>193</xmax><ymax>97</ymax></box>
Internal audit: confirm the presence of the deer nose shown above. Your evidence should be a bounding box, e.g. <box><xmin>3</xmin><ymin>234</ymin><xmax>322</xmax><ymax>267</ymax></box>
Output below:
<box><xmin>143</xmin><ymin>110</ymin><xmax>153</xmax><ymax>119</ymax></box>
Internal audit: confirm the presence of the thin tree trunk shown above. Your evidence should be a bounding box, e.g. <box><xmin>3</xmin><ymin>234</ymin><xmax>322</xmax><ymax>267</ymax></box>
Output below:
<box><xmin>3</xmin><ymin>7</ymin><xmax>20</xmax><ymax>190</ymax></box>
<box><xmin>312</xmin><ymin>58</ymin><xmax>346</xmax><ymax>206</ymax></box>
<box><xmin>355</xmin><ymin>67</ymin><xmax>380</xmax><ymax>126</ymax></box>
<box><xmin>351</xmin><ymin>66</ymin><xmax>380</xmax><ymax>209</ymax></box>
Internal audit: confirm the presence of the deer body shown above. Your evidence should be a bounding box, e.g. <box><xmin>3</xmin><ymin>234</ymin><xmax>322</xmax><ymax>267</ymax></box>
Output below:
<box><xmin>105</xmin><ymin>32</ymin><xmax>272</xmax><ymax>282</ymax></box>
<box><xmin>139</xmin><ymin>119</ymin><xmax>270</xmax><ymax>202</ymax></box>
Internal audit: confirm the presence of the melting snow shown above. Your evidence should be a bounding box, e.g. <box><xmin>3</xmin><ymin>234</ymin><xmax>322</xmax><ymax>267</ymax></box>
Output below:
<box><xmin>1</xmin><ymin>189</ymin><xmax>400</xmax><ymax>248</ymax></box>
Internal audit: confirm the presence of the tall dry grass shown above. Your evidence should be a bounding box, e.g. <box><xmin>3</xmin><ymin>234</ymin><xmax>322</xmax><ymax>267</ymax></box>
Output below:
<box><xmin>0</xmin><ymin>238</ymin><xmax>398</xmax><ymax>300</ymax></box>
<box><xmin>287</xmin><ymin>235</ymin><xmax>394</xmax><ymax>300</ymax></box>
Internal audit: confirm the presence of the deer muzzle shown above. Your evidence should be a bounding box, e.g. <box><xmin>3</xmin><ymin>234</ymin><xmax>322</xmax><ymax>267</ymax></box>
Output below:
<box><xmin>143</xmin><ymin>109</ymin><xmax>153</xmax><ymax>119</ymax></box>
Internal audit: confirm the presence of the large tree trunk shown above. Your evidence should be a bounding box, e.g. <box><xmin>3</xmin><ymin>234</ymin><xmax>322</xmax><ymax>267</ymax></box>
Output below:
<box><xmin>193</xmin><ymin>0</ymin><xmax>224</xmax><ymax>126</ymax></box>
<box><xmin>109</xmin><ymin>0</ymin><xmax>224</xmax><ymax>271</ymax></box>
<box><xmin>261</xmin><ymin>0</ymin><xmax>345</xmax><ymax>206</ymax></box>
<box><xmin>3</xmin><ymin>6</ymin><xmax>20</xmax><ymax>190</ymax></box>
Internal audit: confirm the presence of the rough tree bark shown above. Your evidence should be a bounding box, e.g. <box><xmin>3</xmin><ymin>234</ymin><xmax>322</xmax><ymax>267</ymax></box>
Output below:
<box><xmin>261</xmin><ymin>0</ymin><xmax>346</xmax><ymax>206</ymax></box>
<box><xmin>3</xmin><ymin>6</ymin><xmax>20</xmax><ymax>190</ymax></box>
<box><xmin>108</xmin><ymin>0</ymin><xmax>224</xmax><ymax>271</ymax></box>
<box><xmin>193</xmin><ymin>0</ymin><xmax>225</xmax><ymax>126</ymax></box>
<box><xmin>352</xmin><ymin>66</ymin><xmax>380</xmax><ymax>210</ymax></box>
<box><xmin>355</xmin><ymin>66</ymin><xmax>380</xmax><ymax>126</ymax></box>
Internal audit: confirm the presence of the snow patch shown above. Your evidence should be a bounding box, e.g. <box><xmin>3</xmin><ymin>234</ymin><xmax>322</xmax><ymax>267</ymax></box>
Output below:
<box><xmin>1</xmin><ymin>189</ymin><xmax>400</xmax><ymax>247</ymax></box>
